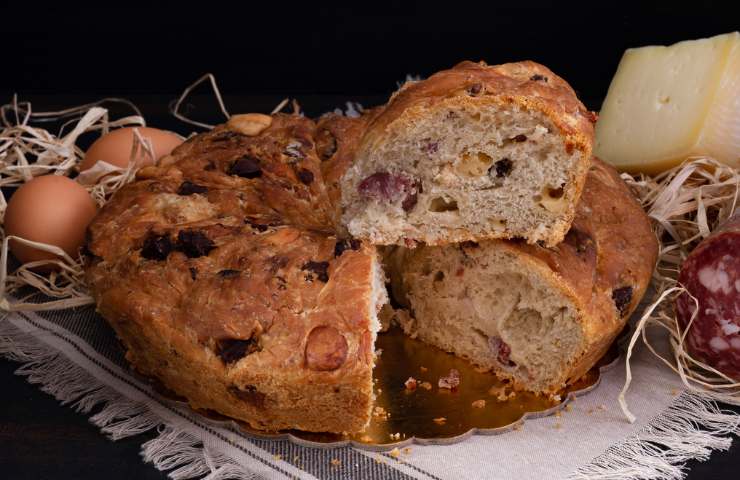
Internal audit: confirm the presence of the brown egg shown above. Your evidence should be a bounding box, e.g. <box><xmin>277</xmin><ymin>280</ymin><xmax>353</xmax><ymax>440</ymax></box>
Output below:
<box><xmin>4</xmin><ymin>175</ymin><xmax>98</xmax><ymax>264</ymax></box>
<box><xmin>80</xmin><ymin>126</ymin><xmax>183</xmax><ymax>171</ymax></box>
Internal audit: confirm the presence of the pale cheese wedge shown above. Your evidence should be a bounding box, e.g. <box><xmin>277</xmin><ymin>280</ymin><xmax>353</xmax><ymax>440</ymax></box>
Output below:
<box><xmin>595</xmin><ymin>32</ymin><xmax>740</xmax><ymax>174</ymax></box>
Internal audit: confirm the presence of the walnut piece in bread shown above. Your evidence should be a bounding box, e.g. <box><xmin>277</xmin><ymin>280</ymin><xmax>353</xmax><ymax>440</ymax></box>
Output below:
<box><xmin>341</xmin><ymin>60</ymin><xmax>595</xmax><ymax>247</ymax></box>
<box><xmin>385</xmin><ymin>159</ymin><xmax>658</xmax><ymax>393</ymax></box>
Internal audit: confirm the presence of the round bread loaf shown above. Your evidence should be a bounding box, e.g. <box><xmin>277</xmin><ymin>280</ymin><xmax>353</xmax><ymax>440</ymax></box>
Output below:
<box><xmin>85</xmin><ymin>63</ymin><xmax>656</xmax><ymax>434</ymax></box>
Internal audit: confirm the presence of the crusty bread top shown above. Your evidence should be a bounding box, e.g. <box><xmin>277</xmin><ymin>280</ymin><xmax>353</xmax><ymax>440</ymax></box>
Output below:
<box><xmin>85</xmin><ymin>113</ymin><xmax>379</xmax><ymax>379</ymax></box>
<box><xmin>360</xmin><ymin>60</ymin><xmax>595</xmax><ymax>157</ymax></box>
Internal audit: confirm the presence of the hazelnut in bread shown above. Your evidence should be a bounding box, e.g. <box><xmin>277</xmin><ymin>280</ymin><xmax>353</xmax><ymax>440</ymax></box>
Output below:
<box><xmin>340</xmin><ymin>60</ymin><xmax>595</xmax><ymax>247</ymax></box>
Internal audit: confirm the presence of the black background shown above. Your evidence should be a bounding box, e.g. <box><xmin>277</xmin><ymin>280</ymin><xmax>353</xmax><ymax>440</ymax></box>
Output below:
<box><xmin>1</xmin><ymin>2</ymin><xmax>739</xmax><ymax>479</ymax></box>
<box><xmin>1</xmin><ymin>2</ymin><xmax>739</xmax><ymax>112</ymax></box>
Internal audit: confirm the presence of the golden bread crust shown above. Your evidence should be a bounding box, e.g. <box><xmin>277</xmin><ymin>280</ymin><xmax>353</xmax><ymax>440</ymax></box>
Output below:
<box><xmin>86</xmin><ymin>114</ymin><xmax>380</xmax><ymax>433</ymax></box>
<box><xmin>367</xmin><ymin>61</ymin><xmax>594</xmax><ymax>157</ymax></box>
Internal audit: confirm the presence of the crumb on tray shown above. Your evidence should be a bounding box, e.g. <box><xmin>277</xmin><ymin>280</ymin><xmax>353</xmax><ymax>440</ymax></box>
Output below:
<box><xmin>373</xmin><ymin>406</ymin><xmax>389</xmax><ymax>420</ymax></box>
<box><xmin>438</xmin><ymin>369</ymin><xmax>460</xmax><ymax>390</ymax></box>
<box><xmin>488</xmin><ymin>384</ymin><xmax>515</xmax><ymax>401</ymax></box>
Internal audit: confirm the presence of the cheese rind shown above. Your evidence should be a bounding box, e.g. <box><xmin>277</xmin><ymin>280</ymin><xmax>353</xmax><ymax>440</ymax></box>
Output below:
<box><xmin>595</xmin><ymin>32</ymin><xmax>740</xmax><ymax>174</ymax></box>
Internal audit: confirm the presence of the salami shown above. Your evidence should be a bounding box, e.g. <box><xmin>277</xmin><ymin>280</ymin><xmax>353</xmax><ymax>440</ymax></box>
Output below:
<box><xmin>676</xmin><ymin>211</ymin><xmax>740</xmax><ymax>380</ymax></box>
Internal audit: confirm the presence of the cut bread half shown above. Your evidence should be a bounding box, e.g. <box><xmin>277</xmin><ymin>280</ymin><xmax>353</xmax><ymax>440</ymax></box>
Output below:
<box><xmin>388</xmin><ymin>244</ymin><xmax>584</xmax><ymax>392</ymax></box>
<box><xmin>341</xmin><ymin>60</ymin><xmax>595</xmax><ymax>247</ymax></box>
<box><xmin>384</xmin><ymin>159</ymin><xmax>658</xmax><ymax>393</ymax></box>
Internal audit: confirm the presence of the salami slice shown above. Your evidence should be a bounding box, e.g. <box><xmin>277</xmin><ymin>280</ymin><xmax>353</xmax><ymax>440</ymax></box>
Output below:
<box><xmin>676</xmin><ymin>211</ymin><xmax>740</xmax><ymax>380</ymax></box>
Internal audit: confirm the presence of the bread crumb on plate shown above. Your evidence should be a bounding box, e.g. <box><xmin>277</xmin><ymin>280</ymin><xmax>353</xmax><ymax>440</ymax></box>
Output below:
<box><xmin>438</xmin><ymin>369</ymin><xmax>460</xmax><ymax>389</ymax></box>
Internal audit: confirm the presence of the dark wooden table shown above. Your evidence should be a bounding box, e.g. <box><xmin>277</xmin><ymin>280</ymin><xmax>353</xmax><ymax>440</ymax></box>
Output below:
<box><xmin>1</xmin><ymin>93</ymin><xmax>738</xmax><ymax>479</ymax></box>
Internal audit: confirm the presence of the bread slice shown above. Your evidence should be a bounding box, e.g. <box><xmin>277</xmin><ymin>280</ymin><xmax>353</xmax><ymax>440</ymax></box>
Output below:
<box><xmin>341</xmin><ymin>60</ymin><xmax>595</xmax><ymax>247</ymax></box>
<box><xmin>385</xmin><ymin>159</ymin><xmax>658</xmax><ymax>393</ymax></box>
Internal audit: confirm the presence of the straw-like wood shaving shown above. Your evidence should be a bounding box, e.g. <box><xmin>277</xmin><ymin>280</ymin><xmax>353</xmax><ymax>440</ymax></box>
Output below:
<box><xmin>0</xmin><ymin>98</ymin><xmax>155</xmax><ymax>310</ymax></box>
<box><xmin>619</xmin><ymin>157</ymin><xmax>739</xmax><ymax>421</ymax></box>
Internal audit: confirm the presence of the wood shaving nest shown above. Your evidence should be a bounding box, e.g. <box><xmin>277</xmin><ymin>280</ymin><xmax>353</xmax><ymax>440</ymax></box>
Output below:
<box><xmin>619</xmin><ymin>157</ymin><xmax>740</xmax><ymax>422</ymax></box>
<box><xmin>0</xmin><ymin>97</ymin><xmax>148</xmax><ymax>311</ymax></box>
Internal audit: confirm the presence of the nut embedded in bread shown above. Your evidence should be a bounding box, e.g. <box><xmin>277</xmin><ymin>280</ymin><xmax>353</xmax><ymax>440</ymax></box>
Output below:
<box><xmin>385</xmin><ymin>159</ymin><xmax>658</xmax><ymax>393</ymax></box>
<box><xmin>341</xmin><ymin>60</ymin><xmax>595</xmax><ymax>247</ymax></box>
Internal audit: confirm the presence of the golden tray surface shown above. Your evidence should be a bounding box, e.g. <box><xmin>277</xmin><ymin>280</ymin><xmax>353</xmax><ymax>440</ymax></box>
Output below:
<box><xmin>154</xmin><ymin>328</ymin><xmax>620</xmax><ymax>451</ymax></box>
